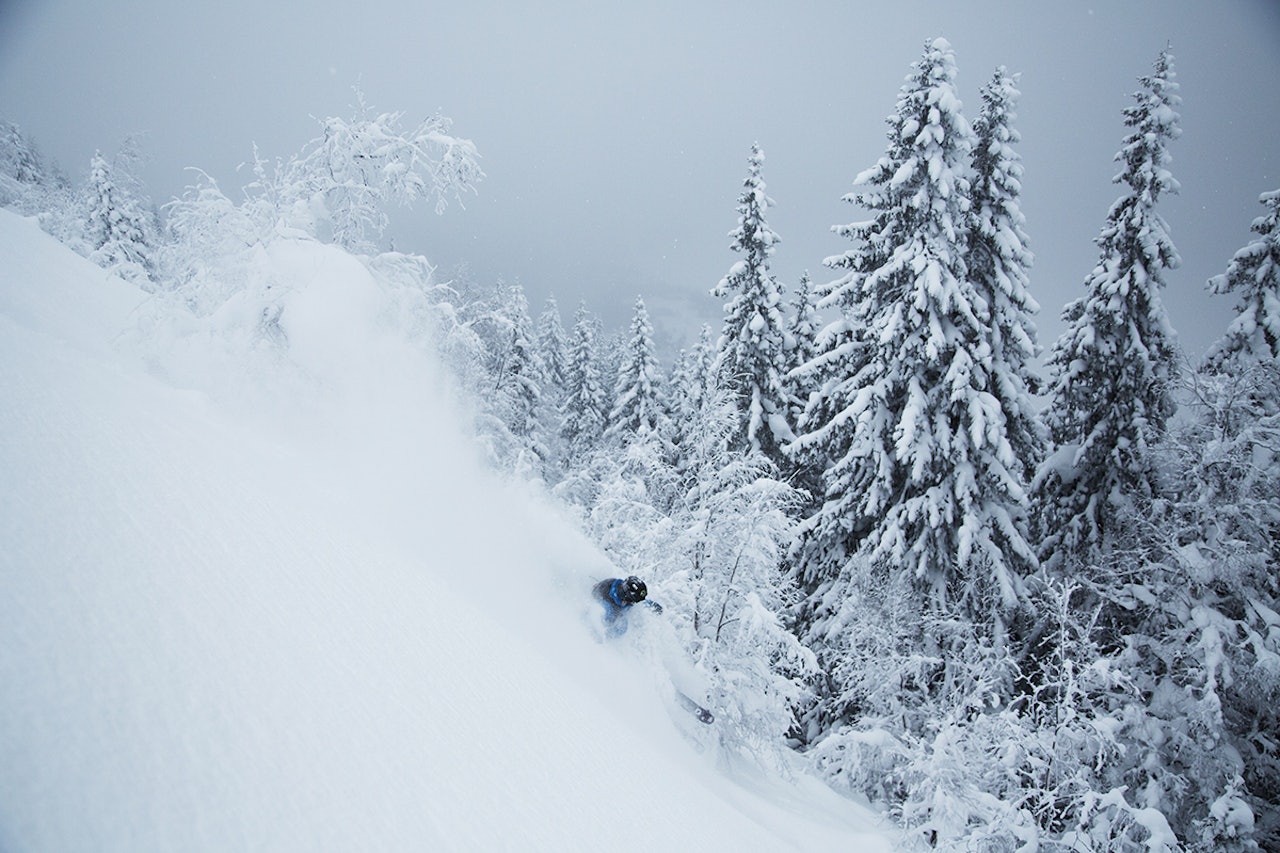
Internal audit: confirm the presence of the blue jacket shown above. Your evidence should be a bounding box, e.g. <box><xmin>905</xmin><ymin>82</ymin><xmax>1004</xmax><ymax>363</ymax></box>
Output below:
<box><xmin>592</xmin><ymin>578</ymin><xmax>631</xmax><ymax>636</ymax></box>
<box><xmin>591</xmin><ymin>578</ymin><xmax>661</xmax><ymax>637</ymax></box>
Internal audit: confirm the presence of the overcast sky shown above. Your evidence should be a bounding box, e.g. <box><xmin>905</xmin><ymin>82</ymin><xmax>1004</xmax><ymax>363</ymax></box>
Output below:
<box><xmin>2</xmin><ymin>1</ymin><xmax>1278</xmax><ymax>361</ymax></box>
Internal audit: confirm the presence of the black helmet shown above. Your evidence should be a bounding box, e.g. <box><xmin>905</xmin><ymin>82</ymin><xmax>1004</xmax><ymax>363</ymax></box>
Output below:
<box><xmin>620</xmin><ymin>575</ymin><xmax>648</xmax><ymax>604</ymax></box>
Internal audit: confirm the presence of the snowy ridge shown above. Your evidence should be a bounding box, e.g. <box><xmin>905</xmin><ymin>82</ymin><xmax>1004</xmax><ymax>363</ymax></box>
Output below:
<box><xmin>0</xmin><ymin>211</ymin><xmax>890</xmax><ymax>852</ymax></box>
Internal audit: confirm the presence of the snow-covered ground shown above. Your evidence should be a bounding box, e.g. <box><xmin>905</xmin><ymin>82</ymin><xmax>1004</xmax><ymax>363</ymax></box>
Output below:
<box><xmin>0</xmin><ymin>210</ymin><xmax>893</xmax><ymax>852</ymax></box>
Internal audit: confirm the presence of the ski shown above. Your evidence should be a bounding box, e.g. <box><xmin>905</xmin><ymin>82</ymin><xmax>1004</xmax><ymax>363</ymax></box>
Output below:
<box><xmin>676</xmin><ymin>692</ymin><xmax>714</xmax><ymax>724</ymax></box>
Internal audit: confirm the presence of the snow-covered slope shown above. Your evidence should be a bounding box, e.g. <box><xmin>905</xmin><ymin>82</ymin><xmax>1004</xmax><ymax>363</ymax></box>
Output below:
<box><xmin>0</xmin><ymin>210</ymin><xmax>891</xmax><ymax>852</ymax></box>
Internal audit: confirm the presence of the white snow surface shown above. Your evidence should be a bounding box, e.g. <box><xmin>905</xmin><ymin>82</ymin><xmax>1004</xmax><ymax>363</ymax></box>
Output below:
<box><xmin>0</xmin><ymin>211</ymin><xmax>891</xmax><ymax>852</ymax></box>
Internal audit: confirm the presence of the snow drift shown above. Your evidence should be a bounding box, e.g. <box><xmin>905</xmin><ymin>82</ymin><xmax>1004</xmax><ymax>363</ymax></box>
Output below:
<box><xmin>0</xmin><ymin>211</ymin><xmax>889</xmax><ymax>851</ymax></box>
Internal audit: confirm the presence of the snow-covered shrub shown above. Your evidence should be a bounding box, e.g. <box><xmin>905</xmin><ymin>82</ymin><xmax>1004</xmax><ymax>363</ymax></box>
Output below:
<box><xmin>1156</xmin><ymin>365</ymin><xmax>1280</xmax><ymax>849</ymax></box>
<box><xmin>83</xmin><ymin>148</ymin><xmax>158</xmax><ymax>286</ymax></box>
<box><xmin>659</xmin><ymin>444</ymin><xmax>812</xmax><ymax>766</ymax></box>
<box><xmin>0</xmin><ymin>119</ymin><xmax>70</xmax><ymax>218</ymax></box>
<box><xmin>1012</xmin><ymin>521</ymin><xmax>1268</xmax><ymax>851</ymax></box>
<box><xmin>159</xmin><ymin>170</ymin><xmax>275</xmax><ymax>314</ymax></box>
<box><xmin>1064</xmin><ymin>787</ymin><xmax>1181</xmax><ymax>853</ymax></box>
<box><xmin>571</xmin><ymin>435</ymin><xmax>674</xmax><ymax>573</ymax></box>
<box><xmin>554</xmin><ymin>372</ymin><xmax>815</xmax><ymax>767</ymax></box>
<box><xmin>895</xmin><ymin>712</ymin><xmax>1041</xmax><ymax>852</ymax></box>
<box><xmin>804</xmin><ymin>558</ymin><xmax>1034</xmax><ymax>837</ymax></box>
<box><xmin>273</xmin><ymin>92</ymin><xmax>483</xmax><ymax>253</ymax></box>
<box><xmin>451</xmin><ymin>281</ymin><xmax>550</xmax><ymax>477</ymax></box>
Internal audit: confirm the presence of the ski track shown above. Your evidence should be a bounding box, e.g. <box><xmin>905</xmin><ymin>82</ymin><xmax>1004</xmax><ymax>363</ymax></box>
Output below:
<box><xmin>0</xmin><ymin>212</ymin><xmax>893</xmax><ymax>852</ymax></box>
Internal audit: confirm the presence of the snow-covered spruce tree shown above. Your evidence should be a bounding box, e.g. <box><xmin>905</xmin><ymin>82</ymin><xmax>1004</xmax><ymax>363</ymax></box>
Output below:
<box><xmin>968</xmin><ymin>66</ymin><xmax>1046</xmax><ymax>486</ymax></box>
<box><xmin>1020</xmin><ymin>50</ymin><xmax>1272</xmax><ymax>851</ymax></box>
<box><xmin>83</xmin><ymin>149</ymin><xmax>156</xmax><ymax>286</ymax></box>
<box><xmin>1034</xmin><ymin>46</ymin><xmax>1181</xmax><ymax>567</ymax></box>
<box><xmin>0</xmin><ymin>120</ymin><xmax>81</xmax><ymax>247</ymax></box>
<box><xmin>794</xmin><ymin>37</ymin><xmax>1035</xmax><ymax>627</ymax></box>
<box><xmin>0</xmin><ymin>120</ymin><xmax>46</xmax><ymax>190</ymax></box>
<box><xmin>558</xmin><ymin>315</ymin><xmax>671</xmax><ymax>562</ymax></box>
<box><xmin>780</xmin><ymin>271</ymin><xmax>826</xmax><ymax>505</ymax></box>
<box><xmin>464</xmin><ymin>282</ymin><xmax>548</xmax><ymax>477</ymax></box>
<box><xmin>1189</xmin><ymin>185</ymin><xmax>1280</xmax><ymax>604</ymax></box>
<box><xmin>784</xmin><ymin>271</ymin><xmax>820</xmax><ymax>421</ymax></box>
<box><xmin>536</xmin><ymin>294</ymin><xmax>570</xmax><ymax>402</ymax></box>
<box><xmin>654</xmin><ymin>326</ymin><xmax>719</xmax><ymax>513</ymax></box>
<box><xmin>275</xmin><ymin>93</ymin><xmax>483</xmax><ymax>253</ymax></box>
<box><xmin>531</xmin><ymin>295</ymin><xmax>571</xmax><ymax>474</ymax></box>
<box><xmin>594</xmin><ymin>324</ymin><xmax>624</xmax><ymax>429</ymax></box>
<box><xmin>665</xmin><ymin>325</ymin><xmax>717</xmax><ymax>450</ymax></box>
<box><xmin>0</xmin><ymin>120</ymin><xmax>63</xmax><ymax>213</ymax></box>
<box><xmin>496</xmin><ymin>284</ymin><xmax>548</xmax><ymax>476</ymax></box>
<box><xmin>785</xmin><ymin>289</ymin><xmax>870</xmax><ymax>611</ymax></box>
<box><xmin>558</xmin><ymin>303</ymin><xmax>608</xmax><ymax>467</ymax></box>
<box><xmin>713</xmin><ymin>143</ymin><xmax>795</xmax><ymax>467</ymax></box>
<box><xmin>790</xmin><ymin>48</ymin><xmax>1053</xmax><ymax>847</ymax></box>
<box><xmin>605</xmin><ymin>297</ymin><xmax>665</xmax><ymax>444</ymax></box>
<box><xmin>1204</xmin><ymin>188</ymin><xmax>1280</xmax><ymax>373</ymax></box>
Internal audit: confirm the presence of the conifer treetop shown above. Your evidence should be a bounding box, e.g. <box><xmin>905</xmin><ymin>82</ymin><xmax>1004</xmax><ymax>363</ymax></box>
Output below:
<box><xmin>1205</xmin><ymin>187</ymin><xmax>1280</xmax><ymax>369</ymax></box>
<box><xmin>1037</xmin><ymin>45</ymin><xmax>1182</xmax><ymax>559</ymax></box>
<box><xmin>713</xmin><ymin>142</ymin><xmax>794</xmax><ymax>462</ymax></box>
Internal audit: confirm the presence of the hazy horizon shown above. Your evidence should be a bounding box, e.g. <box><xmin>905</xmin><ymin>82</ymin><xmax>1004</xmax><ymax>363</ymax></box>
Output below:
<box><xmin>3</xmin><ymin>0</ymin><xmax>1278</xmax><ymax>361</ymax></box>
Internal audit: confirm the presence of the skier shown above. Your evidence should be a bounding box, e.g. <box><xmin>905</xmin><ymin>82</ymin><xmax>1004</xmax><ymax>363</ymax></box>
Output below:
<box><xmin>591</xmin><ymin>575</ymin><xmax>713</xmax><ymax>724</ymax></box>
<box><xmin>591</xmin><ymin>575</ymin><xmax>662</xmax><ymax>638</ymax></box>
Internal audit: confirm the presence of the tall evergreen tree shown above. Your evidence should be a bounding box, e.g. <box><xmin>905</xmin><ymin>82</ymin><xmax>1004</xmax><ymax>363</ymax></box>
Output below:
<box><xmin>794</xmin><ymin>38</ymin><xmax>1035</xmax><ymax>619</ymax></box>
<box><xmin>606</xmin><ymin>297</ymin><xmax>664</xmax><ymax>442</ymax></box>
<box><xmin>484</xmin><ymin>283</ymin><xmax>547</xmax><ymax>469</ymax></box>
<box><xmin>780</xmin><ymin>271</ymin><xmax>825</xmax><ymax>502</ymax></box>
<box><xmin>783</xmin><ymin>272</ymin><xmax>820</xmax><ymax>423</ymax></box>
<box><xmin>532</xmin><ymin>294</ymin><xmax>570</xmax><ymax>471</ymax></box>
<box><xmin>968</xmin><ymin>67</ymin><xmax>1046</xmax><ymax>485</ymax></box>
<box><xmin>0</xmin><ymin>120</ymin><xmax>64</xmax><ymax>211</ymax></box>
<box><xmin>536</xmin><ymin>294</ymin><xmax>570</xmax><ymax>399</ymax></box>
<box><xmin>560</xmin><ymin>303</ymin><xmax>608</xmax><ymax>463</ymax></box>
<box><xmin>1035</xmin><ymin>46</ymin><xmax>1182</xmax><ymax>565</ymax></box>
<box><xmin>786</xmin><ymin>286</ymin><xmax>868</xmax><ymax>601</ymax></box>
<box><xmin>83</xmin><ymin>150</ymin><xmax>155</xmax><ymax>285</ymax></box>
<box><xmin>669</xmin><ymin>325</ymin><xmax>717</xmax><ymax>425</ymax></box>
<box><xmin>663</xmin><ymin>325</ymin><xmax>717</xmax><ymax>471</ymax></box>
<box><xmin>713</xmin><ymin>143</ymin><xmax>794</xmax><ymax>466</ymax></box>
<box><xmin>1169</xmin><ymin>247</ymin><xmax>1280</xmax><ymax>847</ymax></box>
<box><xmin>0</xmin><ymin>121</ymin><xmax>74</xmax><ymax>228</ymax></box>
<box><xmin>596</xmin><ymin>328</ymin><xmax>625</xmax><ymax>429</ymax></box>
<box><xmin>0</xmin><ymin>120</ymin><xmax>47</xmax><ymax>187</ymax></box>
<box><xmin>1204</xmin><ymin>188</ymin><xmax>1280</xmax><ymax>372</ymax></box>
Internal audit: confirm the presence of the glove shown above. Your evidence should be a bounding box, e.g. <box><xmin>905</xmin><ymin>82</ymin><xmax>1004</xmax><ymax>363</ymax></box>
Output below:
<box><xmin>646</xmin><ymin>600</ymin><xmax>663</xmax><ymax>614</ymax></box>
